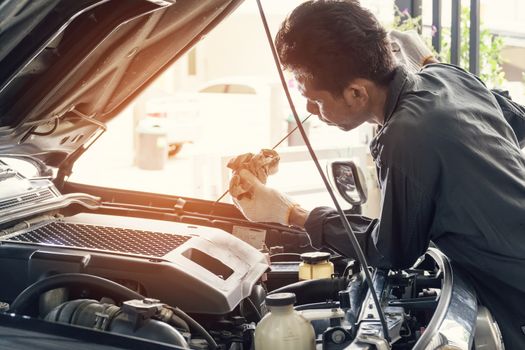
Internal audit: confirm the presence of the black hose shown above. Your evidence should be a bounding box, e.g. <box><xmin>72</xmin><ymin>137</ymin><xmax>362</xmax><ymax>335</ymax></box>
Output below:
<box><xmin>269</xmin><ymin>277</ymin><xmax>348</xmax><ymax>305</ymax></box>
<box><xmin>244</xmin><ymin>297</ymin><xmax>262</xmax><ymax>321</ymax></box>
<box><xmin>294</xmin><ymin>301</ymin><xmax>339</xmax><ymax>311</ymax></box>
<box><xmin>168</xmin><ymin>313</ymin><xmax>190</xmax><ymax>332</ymax></box>
<box><xmin>170</xmin><ymin>306</ymin><xmax>218</xmax><ymax>350</ymax></box>
<box><xmin>10</xmin><ymin>273</ymin><xmax>218</xmax><ymax>349</ymax></box>
<box><xmin>10</xmin><ymin>273</ymin><xmax>143</xmax><ymax>314</ymax></box>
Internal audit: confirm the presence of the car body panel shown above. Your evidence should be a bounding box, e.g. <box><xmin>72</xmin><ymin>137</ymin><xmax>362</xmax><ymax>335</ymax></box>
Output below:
<box><xmin>0</xmin><ymin>0</ymin><xmax>243</xmax><ymax>174</ymax></box>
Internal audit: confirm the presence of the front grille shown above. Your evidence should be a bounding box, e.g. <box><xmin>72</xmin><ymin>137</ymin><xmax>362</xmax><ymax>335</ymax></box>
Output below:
<box><xmin>7</xmin><ymin>222</ymin><xmax>191</xmax><ymax>257</ymax></box>
<box><xmin>0</xmin><ymin>189</ymin><xmax>55</xmax><ymax>210</ymax></box>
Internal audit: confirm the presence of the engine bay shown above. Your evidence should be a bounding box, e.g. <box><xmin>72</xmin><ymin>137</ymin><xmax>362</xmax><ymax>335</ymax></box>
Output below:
<box><xmin>0</xmin><ymin>156</ymin><xmax>480</xmax><ymax>349</ymax></box>
<box><xmin>1</xmin><ymin>212</ymin><xmax>267</xmax><ymax>315</ymax></box>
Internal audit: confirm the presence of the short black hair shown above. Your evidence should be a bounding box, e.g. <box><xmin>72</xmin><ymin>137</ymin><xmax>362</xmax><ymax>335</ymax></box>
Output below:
<box><xmin>275</xmin><ymin>0</ymin><xmax>395</xmax><ymax>95</ymax></box>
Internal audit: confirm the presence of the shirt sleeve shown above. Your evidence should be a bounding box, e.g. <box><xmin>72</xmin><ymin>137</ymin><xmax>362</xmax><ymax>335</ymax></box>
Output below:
<box><xmin>305</xmin><ymin>115</ymin><xmax>440</xmax><ymax>269</ymax></box>
<box><xmin>304</xmin><ymin>163</ymin><xmax>437</xmax><ymax>269</ymax></box>
<box><xmin>304</xmin><ymin>207</ymin><xmax>378</xmax><ymax>255</ymax></box>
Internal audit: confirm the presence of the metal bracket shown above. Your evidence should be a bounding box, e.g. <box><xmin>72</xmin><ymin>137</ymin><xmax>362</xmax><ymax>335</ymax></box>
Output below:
<box><xmin>356</xmin><ymin>328</ymin><xmax>391</xmax><ymax>350</ymax></box>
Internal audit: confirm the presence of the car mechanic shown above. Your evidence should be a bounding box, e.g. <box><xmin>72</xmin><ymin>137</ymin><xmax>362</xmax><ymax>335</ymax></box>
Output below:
<box><xmin>228</xmin><ymin>1</ymin><xmax>525</xmax><ymax>348</ymax></box>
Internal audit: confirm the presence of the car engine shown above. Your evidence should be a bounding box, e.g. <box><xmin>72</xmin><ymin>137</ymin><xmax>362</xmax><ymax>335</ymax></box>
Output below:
<box><xmin>0</xmin><ymin>157</ymin><xmax>493</xmax><ymax>349</ymax></box>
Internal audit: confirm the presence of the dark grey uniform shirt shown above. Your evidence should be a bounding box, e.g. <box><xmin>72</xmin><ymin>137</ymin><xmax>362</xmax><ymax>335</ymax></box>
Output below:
<box><xmin>304</xmin><ymin>64</ymin><xmax>525</xmax><ymax>348</ymax></box>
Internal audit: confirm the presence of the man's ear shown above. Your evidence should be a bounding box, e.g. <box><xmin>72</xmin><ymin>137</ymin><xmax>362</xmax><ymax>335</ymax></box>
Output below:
<box><xmin>342</xmin><ymin>81</ymin><xmax>369</xmax><ymax>107</ymax></box>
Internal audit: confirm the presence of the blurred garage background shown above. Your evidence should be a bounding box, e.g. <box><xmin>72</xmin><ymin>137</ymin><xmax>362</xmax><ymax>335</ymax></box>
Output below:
<box><xmin>70</xmin><ymin>0</ymin><xmax>525</xmax><ymax>218</ymax></box>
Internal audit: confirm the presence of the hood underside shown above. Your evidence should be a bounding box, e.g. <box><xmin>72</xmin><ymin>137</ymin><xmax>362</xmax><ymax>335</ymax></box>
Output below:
<box><xmin>0</xmin><ymin>0</ymin><xmax>242</xmax><ymax>172</ymax></box>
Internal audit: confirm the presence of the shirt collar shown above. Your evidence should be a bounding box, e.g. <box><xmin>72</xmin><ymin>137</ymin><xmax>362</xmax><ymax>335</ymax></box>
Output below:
<box><xmin>369</xmin><ymin>65</ymin><xmax>411</xmax><ymax>160</ymax></box>
<box><xmin>383</xmin><ymin>65</ymin><xmax>411</xmax><ymax>124</ymax></box>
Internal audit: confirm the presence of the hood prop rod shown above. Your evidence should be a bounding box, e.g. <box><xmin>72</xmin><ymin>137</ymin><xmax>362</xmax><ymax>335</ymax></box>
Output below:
<box><xmin>255</xmin><ymin>0</ymin><xmax>390</xmax><ymax>343</ymax></box>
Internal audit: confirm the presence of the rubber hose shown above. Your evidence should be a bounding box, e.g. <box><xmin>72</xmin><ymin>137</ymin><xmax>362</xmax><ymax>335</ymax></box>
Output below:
<box><xmin>11</xmin><ymin>273</ymin><xmax>218</xmax><ymax>349</ymax></box>
<box><xmin>169</xmin><ymin>314</ymin><xmax>190</xmax><ymax>332</ymax></box>
<box><xmin>171</xmin><ymin>306</ymin><xmax>218</xmax><ymax>350</ymax></box>
<box><xmin>269</xmin><ymin>277</ymin><xmax>347</xmax><ymax>305</ymax></box>
<box><xmin>10</xmin><ymin>273</ymin><xmax>143</xmax><ymax>314</ymax></box>
<box><xmin>294</xmin><ymin>301</ymin><xmax>339</xmax><ymax>311</ymax></box>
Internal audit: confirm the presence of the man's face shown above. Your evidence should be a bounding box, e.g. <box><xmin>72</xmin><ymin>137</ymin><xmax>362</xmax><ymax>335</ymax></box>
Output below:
<box><xmin>296</xmin><ymin>75</ymin><xmax>372</xmax><ymax>131</ymax></box>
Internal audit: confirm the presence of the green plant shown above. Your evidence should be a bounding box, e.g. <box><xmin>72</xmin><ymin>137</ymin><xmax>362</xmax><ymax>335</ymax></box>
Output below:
<box><xmin>392</xmin><ymin>7</ymin><xmax>423</xmax><ymax>33</ymax></box>
<box><xmin>391</xmin><ymin>6</ymin><xmax>505</xmax><ymax>88</ymax></box>
<box><xmin>391</xmin><ymin>6</ymin><xmax>436</xmax><ymax>55</ymax></box>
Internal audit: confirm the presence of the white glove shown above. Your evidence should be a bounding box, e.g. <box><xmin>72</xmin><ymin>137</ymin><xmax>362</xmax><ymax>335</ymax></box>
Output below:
<box><xmin>229</xmin><ymin>169</ymin><xmax>297</xmax><ymax>225</ymax></box>
<box><xmin>389</xmin><ymin>29</ymin><xmax>436</xmax><ymax>73</ymax></box>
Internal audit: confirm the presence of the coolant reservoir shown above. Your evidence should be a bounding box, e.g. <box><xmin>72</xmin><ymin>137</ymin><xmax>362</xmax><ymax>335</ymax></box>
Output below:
<box><xmin>298</xmin><ymin>252</ymin><xmax>334</xmax><ymax>280</ymax></box>
<box><xmin>254</xmin><ymin>293</ymin><xmax>315</xmax><ymax>350</ymax></box>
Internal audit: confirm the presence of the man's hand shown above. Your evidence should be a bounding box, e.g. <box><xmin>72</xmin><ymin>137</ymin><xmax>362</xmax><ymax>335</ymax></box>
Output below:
<box><xmin>389</xmin><ymin>29</ymin><xmax>438</xmax><ymax>72</ymax></box>
<box><xmin>229</xmin><ymin>169</ymin><xmax>297</xmax><ymax>226</ymax></box>
<box><xmin>227</xmin><ymin>149</ymin><xmax>280</xmax><ymax>200</ymax></box>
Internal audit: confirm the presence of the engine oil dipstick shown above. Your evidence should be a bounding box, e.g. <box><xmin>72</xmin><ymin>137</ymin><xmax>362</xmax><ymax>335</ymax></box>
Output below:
<box><xmin>212</xmin><ymin>113</ymin><xmax>312</xmax><ymax>206</ymax></box>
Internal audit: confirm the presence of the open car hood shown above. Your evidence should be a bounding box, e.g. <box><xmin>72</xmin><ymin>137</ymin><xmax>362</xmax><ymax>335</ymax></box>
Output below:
<box><xmin>0</xmin><ymin>0</ymin><xmax>243</xmax><ymax>179</ymax></box>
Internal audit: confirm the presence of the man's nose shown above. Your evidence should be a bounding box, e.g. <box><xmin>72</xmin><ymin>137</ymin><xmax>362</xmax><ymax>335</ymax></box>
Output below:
<box><xmin>306</xmin><ymin>100</ymin><xmax>319</xmax><ymax>116</ymax></box>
